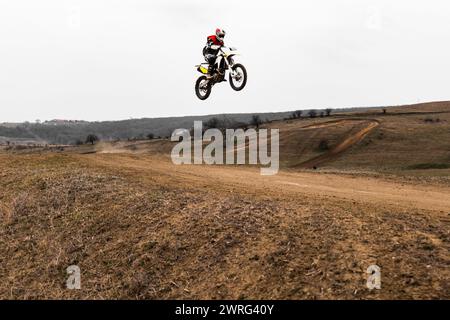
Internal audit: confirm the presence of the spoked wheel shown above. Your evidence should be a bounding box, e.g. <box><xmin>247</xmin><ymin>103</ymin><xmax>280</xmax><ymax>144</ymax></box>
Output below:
<box><xmin>229</xmin><ymin>63</ymin><xmax>247</xmax><ymax>91</ymax></box>
<box><xmin>195</xmin><ymin>76</ymin><xmax>212</xmax><ymax>100</ymax></box>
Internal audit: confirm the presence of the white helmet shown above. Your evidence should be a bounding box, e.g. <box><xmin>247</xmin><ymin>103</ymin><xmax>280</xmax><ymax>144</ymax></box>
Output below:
<box><xmin>216</xmin><ymin>28</ymin><xmax>226</xmax><ymax>42</ymax></box>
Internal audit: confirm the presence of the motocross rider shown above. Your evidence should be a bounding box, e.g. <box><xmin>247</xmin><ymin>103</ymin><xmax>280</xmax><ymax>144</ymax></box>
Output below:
<box><xmin>203</xmin><ymin>28</ymin><xmax>226</xmax><ymax>76</ymax></box>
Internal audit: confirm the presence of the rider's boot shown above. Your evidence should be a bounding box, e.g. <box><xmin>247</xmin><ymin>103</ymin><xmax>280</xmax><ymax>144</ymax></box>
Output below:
<box><xmin>219</xmin><ymin>70</ymin><xmax>226</xmax><ymax>82</ymax></box>
<box><xmin>208</xmin><ymin>65</ymin><xmax>215</xmax><ymax>77</ymax></box>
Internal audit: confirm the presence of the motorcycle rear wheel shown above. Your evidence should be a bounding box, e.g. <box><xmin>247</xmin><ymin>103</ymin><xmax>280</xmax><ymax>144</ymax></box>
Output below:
<box><xmin>195</xmin><ymin>76</ymin><xmax>212</xmax><ymax>100</ymax></box>
<box><xmin>229</xmin><ymin>63</ymin><xmax>247</xmax><ymax>91</ymax></box>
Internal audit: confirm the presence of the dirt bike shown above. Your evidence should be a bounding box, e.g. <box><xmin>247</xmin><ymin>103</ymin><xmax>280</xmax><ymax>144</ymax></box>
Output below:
<box><xmin>195</xmin><ymin>46</ymin><xmax>247</xmax><ymax>100</ymax></box>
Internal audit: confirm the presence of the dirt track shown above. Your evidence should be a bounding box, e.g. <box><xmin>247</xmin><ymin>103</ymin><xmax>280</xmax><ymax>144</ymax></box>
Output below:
<box><xmin>82</xmin><ymin>153</ymin><xmax>450</xmax><ymax>299</ymax></box>
<box><xmin>89</xmin><ymin>154</ymin><xmax>450</xmax><ymax>212</ymax></box>
<box><xmin>296</xmin><ymin>120</ymin><xmax>380</xmax><ymax>168</ymax></box>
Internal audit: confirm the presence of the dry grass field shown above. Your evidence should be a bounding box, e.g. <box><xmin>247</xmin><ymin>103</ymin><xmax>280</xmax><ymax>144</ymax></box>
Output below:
<box><xmin>0</xmin><ymin>102</ymin><xmax>449</xmax><ymax>299</ymax></box>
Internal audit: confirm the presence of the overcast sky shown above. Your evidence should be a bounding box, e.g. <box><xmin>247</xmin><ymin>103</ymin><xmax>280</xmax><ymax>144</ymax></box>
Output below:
<box><xmin>1</xmin><ymin>0</ymin><xmax>449</xmax><ymax>122</ymax></box>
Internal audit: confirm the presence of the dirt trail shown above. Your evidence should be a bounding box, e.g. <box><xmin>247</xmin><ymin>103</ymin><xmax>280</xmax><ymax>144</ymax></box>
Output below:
<box><xmin>297</xmin><ymin>120</ymin><xmax>380</xmax><ymax>168</ymax></box>
<box><xmin>80</xmin><ymin>117</ymin><xmax>448</xmax><ymax>212</ymax></box>
<box><xmin>87</xmin><ymin>154</ymin><xmax>450</xmax><ymax>212</ymax></box>
<box><xmin>298</xmin><ymin>119</ymin><xmax>365</xmax><ymax>130</ymax></box>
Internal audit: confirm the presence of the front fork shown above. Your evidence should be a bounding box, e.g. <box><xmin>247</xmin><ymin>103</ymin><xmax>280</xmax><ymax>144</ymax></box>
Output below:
<box><xmin>207</xmin><ymin>56</ymin><xmax>239</xmax><ymax>86</ymax></box>
<box><xmin>215</xmin><ymin>56</ymin><xmax>237</xmax><ymax>78</ymax></box>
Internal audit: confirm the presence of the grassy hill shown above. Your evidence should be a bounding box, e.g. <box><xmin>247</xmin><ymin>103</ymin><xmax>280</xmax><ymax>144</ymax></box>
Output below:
<box><xmin>242</xmin><ymin>101</ymin><xmax>450</xmax><ymax>176</ymax></box>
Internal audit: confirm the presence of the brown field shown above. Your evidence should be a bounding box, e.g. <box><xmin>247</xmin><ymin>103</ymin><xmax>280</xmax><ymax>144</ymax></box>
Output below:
<box><xmin>0</xmin><ymin>101</ymin><xmax>449</xmax><ymax>299</ymax></box>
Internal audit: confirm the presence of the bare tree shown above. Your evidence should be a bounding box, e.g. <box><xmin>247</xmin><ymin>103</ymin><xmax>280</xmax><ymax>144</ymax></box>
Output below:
<box><xmin>292</xmin><ymin>110</ymin><xmax>303</xmax><ymax>119</ymax></box>
<box><xmin>308</xmin><ymin>110</ymin><xmax>317</xmax><ymax>118</ymax></box>
<box><xmin>325</xmin><ymin>108</ymin><xmax>332</xmax><ymax>116</ymax></box>
<box><xmin>204</xmin><ymin>117</ymin><xmax>220</xmax><ymax>129</ymax></box>
<box><xmin>251</xmin><ymin>115</ymin><xmax>262</xmax><ymax>129</ymax></box>
<box><xmin>85</xmin><ymin>134</ymin><xmax>99</xmax><ymax>145</ymax></box>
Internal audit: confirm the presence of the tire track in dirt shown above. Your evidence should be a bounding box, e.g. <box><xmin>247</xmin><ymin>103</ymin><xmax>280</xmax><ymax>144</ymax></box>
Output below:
<box><xmin>297</xmin><ymin>119</ymin><xmax>380</xmax><ymax>168</ymax></box>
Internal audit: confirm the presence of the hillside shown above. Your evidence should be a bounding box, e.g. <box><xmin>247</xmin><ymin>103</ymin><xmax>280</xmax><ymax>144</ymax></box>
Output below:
<box><xmin>0</xmin><ymin>111</ymin><xmax>296</xmax><ymax>145</ymax></box>
<box><xmin>0</xmin><ymin>101</ymin><xmax>449</xmax><ymax>299</ymax></box>
<box><xmin>0</xmin><ymin>103</ymin><xmax>415</xmax><ymax>145</ymax></box>
<box><xmin>266</xmin><ymin>101</ymin><xmax>450</xmax><ymax>174</ymax></box>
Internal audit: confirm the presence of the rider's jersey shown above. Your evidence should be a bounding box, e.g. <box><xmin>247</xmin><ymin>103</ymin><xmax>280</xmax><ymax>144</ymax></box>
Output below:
<box><xmin>203</xmin><ymin>35</ymin><xmax>224</xmax><ymax>66</ymax></box>
<box><xmin>204</xmin><ymin>35</ymin><xmax>224</xmax><ymax>56</ymax></box>
<box><xmin>207</xmin><ymin>35</ymin><xmax>224</xmax><ymax>47</ymax></box>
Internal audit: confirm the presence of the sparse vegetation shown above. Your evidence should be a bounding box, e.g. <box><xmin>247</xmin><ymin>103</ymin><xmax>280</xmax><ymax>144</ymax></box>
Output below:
<box><xmin>308</xmin><ymin>110</ymin><xmax>317</xmax><ymax>118</ymax></box>
<box><xmin>424</xmin><ymin>117</ymin><xmax>440</xmax><ymax>123</ymax></box>
<box><xmin>325</xmin><ymin>108</ymin><xmax>332</xmax><ymax>116</ymax></box>
<box><xmin>406</xmin><ymin>163</ymin><xmax>450</xmax><ymax>170</ymax></box>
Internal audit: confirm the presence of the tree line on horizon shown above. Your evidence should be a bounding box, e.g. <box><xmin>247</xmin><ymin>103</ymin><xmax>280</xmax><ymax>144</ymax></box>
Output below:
<box><xmin>0</xmin><ymin>108</ymin><xmax>339</xmax><ymax>145</ymax></box>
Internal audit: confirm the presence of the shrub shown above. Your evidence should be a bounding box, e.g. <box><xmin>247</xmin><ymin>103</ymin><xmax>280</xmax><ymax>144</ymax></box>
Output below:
<box><xmin>308</xmin><ymin>110</ymin><xmax>317</xmax><ymax>118</ymax></box>
<box><xmin>204</xmin><ymin>117</ymin><xmax>220</xmax><ymax>129</ymax></box>
<box><xmin>292</xmin><ymin>110</ymin><xmax>303</xmax><ymax>119</ymax></box>
<box><xmin>85</xmin><ymin>134</ymin><xmax>99</xmax><ymax>145</ymax></box>
<box><xmin>251</xmin><ymin>115</ymin><xmax>262</xmax><ymax>129</ymax></box>
<box><xmin>318</xmin><ymin>139</ymin><xmax>329</xmax><ymax>151</ymax></box>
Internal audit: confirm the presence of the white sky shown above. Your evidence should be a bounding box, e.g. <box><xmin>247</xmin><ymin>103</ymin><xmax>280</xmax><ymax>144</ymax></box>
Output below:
<box><xmin>1</xmin><ymin>0</ymin><xmax>449</xmax><ymax>122</ymax></box>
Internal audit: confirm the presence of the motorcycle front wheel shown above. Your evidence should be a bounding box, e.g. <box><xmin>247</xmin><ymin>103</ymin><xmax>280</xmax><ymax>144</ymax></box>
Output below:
<box><xmin>195</xmin><ymin>76</ymin><xmax>212</xmax><ymax>100</ymax></box>
<box><xmin>229</xmin><ymin>63</ymin><xmax>247</xmax><ymax>91</ymax></box>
